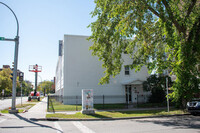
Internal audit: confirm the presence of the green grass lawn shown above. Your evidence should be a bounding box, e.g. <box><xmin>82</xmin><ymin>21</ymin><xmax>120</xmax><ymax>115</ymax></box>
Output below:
<box><xmin>0</xmin><ymin>103</ymin><xmax>36</xmax><ymax>114</ymax></box>
<box><xmin>46</xmin><ymin>109</ymin><xmax>186</xmax><ymax>119</ymax></box>
<box><xmin>49</xmin><ymin>99</ymin><xmax>175</xmax><ymax>112</ymax></box>
<box><xmin>49</xmin><ymin>103</ymin><xmax>127</xmax><ymax>112</ymax></box>
<box><xmin>48</xmin><ymin>99</ymin><xmax>127</xmax><ymax>112</ymax></box>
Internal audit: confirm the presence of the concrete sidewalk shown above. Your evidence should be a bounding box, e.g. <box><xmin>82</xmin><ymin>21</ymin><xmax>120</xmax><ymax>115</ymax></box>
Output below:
<box><xmin>18</xmin><ymin>97</ymin><xmax>47</xmax><ymax>119</ymax></box>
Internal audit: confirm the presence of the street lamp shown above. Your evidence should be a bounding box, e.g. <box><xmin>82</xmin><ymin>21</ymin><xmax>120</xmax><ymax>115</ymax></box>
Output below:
<box><xmin>0</xmin><ymin>2</ymin><xmax>19</xmax><ymax>113</ymax></box>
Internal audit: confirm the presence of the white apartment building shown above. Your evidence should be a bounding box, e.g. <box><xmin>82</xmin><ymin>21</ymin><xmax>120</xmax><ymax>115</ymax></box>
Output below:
<box><xmin>55</xmin><ymin>35</ymin><xmax>150</xmax><ymax>104</ymax></box>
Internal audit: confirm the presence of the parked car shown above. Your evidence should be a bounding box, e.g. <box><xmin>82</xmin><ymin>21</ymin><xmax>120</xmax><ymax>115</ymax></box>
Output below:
<box><xmin>187</xmin><ymin>99</ymin><xmax>200</xmax><ymax>115</ymax></box>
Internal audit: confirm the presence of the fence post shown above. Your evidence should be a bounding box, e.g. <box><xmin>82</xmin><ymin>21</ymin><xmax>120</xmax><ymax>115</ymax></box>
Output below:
<box><xmin>137</xmin><ymin>94</ymin><xmax>138</xmax><ymax>108</ymax></box>
<box><xmin>103</xmin><ymin>95</ymin><xmax>104</xmax><ymax>109</ymax></box>
<box><xmin>127</xmin><ymin>95</ymin><xmax>129</xmax><ymax>109</ymax></box>
<box><xmin>61</xmin><ymin>95</ymin><xmax>63</xmax><ymax>103</ymax></box>
<box><xmin>76</xmin><ymin>96</ymin><xmax>78</xmax><ymax>111</ymax></box>
<box><xmin>47</xmin><ymin>95</ymin><xmax>49</xmax><ymax>112</ymax></box>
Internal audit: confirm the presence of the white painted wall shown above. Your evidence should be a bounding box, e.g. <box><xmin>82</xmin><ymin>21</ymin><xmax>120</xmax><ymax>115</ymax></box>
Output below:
<box><xmin>55</xmin><ymin>52</ymin><xmax>64</xmax><ymax>96</ymax></box>
<box><xmin>56</xmin><ymin>35</ymin><xmax>150</xmax><ymax>104</ymax></box>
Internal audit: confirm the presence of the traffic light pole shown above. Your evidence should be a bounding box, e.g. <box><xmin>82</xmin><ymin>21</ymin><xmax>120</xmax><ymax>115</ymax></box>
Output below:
<box><xmin>0</xmin><ymin>2</ymin><xmax>19</xmax><ymax>113</ymax></box>
<box><xmin>11</xmin><ymin>36</ymin><xmax>19</xmax><ymax>112</ymax></box>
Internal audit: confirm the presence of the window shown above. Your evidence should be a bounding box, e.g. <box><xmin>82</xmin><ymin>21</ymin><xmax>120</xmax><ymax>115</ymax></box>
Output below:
<box><xmin>125</xmin><ymin>66</ymin><xmax>130</xmax><ymax>75</ymax></box>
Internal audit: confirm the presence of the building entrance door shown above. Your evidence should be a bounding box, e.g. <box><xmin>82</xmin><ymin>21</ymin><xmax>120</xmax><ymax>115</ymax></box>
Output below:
<box><xmin>125</xmin><ymin>85</ymin><xmax>132</xmax><ymax>103</ymax></box>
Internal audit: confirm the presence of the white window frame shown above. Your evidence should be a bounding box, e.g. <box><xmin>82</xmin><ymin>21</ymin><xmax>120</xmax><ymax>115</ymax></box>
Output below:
<box><xmin>125</xmin><ymin>65</ymin><xmax>130</xmax><ymax>75</ymax></box>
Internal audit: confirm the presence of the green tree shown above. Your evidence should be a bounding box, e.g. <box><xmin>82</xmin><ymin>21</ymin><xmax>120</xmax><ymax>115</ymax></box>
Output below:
<box><xmin>89</xmin><ymin>0</ymin><xmax>200</xmax><ymax>107</ymax></box>
<box><xmin>22</xmin><ymin>81</ymin><xmax>32</xmax><ymax>96</ymax></box>
<box><xmin>16</xmin><ymin>77</ymin><xmax>21</xmax><ymax>96</ymax></box>
<box><xmin>16</xmin><ymin>81</ymin><xmax>32</xmax><ymax>96</ymax></box>
<box><xmin>143</xmin><ymin>74</ymin><xmax>172</xmax><ymax>103</ymax></box>
<box><xmin>0</xmin><ymin>68</ymin><xmax>12</xmax><ymax>96</ymax></box>
<box><xmin>38</xmin><ymin>81</ymin><xmax>54</xmax><ymax>95</ymax></box>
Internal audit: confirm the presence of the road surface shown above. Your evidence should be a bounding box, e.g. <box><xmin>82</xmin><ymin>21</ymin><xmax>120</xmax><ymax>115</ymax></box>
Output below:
<box><xmin>0</xmin><ymin>97</ymin><xmax>28</xmax><ymax>110</ymax></box>
<box><xmin>0</xmin><ymin>115</ymin><xmax>199</xmax><ymax>133</ymax></box>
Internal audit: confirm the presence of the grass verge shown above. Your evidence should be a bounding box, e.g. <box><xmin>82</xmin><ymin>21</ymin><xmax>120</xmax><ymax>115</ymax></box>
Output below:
<box><xmin>49</xmin><ymin>101</ymin><xmax>127</xmax><ymax>112</ymax></box>
<box><xmin>46</xmin><ymin>109</ymin><xmax>186</xmax><ymax>119</ymax></box>
<box><xmin>49</xmin><ymin>104</ymin><xmax>126</xmax><ymax>112</ymax></box>
<box><xmin>0</xmin><ymin>103</ymin><xmax>36</xmax><ymax>114</ymax></box>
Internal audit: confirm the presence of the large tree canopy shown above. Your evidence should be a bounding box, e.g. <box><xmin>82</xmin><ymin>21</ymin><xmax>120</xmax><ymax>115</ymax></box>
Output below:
<box><xmin>38</xmin><ymin>81</ymin><xmax>54</xmax><ymax>94</ymax></box>
<box><xmin>0</xmin><ymin>68</ymin><xmax>12</xmax><ymax>96</ymax></box>
<box><xmin>89</xmin><ymin>0</ymin><xmax>200</xmax><ymax>106</ymax></box>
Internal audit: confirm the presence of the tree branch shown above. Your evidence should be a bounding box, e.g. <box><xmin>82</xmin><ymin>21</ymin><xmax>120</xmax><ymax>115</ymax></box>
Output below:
<box><xmin>162</xmin><ymin>0</ymin><xmax>184</xmax><ymax>34</ymax></box>
<box><xmin>185</xmin><ymin>0</ymin><xmax>197</xmax><ymax>20</ymax></box>
<box><xmin>141</xmin><ymin>0</ymin><xmax>162</xmax><ymax>19</ymax></box>
<box><xmin>187</xmin><ymin>15</ymin><xmax>200</xmax><ymax>42</ymax></box>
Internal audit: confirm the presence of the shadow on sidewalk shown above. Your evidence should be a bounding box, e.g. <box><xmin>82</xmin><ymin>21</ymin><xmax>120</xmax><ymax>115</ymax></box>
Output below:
<box><xmin>12</xmin><ymin>114</ymin><xmax>63</xmax><ymax>132</ymax></box>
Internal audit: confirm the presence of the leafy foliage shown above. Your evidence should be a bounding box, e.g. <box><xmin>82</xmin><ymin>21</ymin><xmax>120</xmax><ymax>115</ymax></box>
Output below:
<box><xmin>0</xmin><ymin>68</ymin><xmax>12</xmax><ymax>96</ymax></box>
<box><xmin>16</xmin><ymin>80</ymin><xmax>32</xmax><ymax>96</ymax></box>
<box><xmin>38</xmin><ymin>81</ymin><xmax>54</xmax><ymax>94</ymax></box>
<box><xmin>143</xmin><ymin>74</ymin><xmax>172</xmax><ymax>103</ymax></box>
<box><xmin>0</xmin><ymin>68</ymin><xmax>33</xmax><ymax>97</ymax></box>
<box><xmin>89</xmin><ymin>0</ymin><xmax>200</xmax><ymax>106</ymax></box>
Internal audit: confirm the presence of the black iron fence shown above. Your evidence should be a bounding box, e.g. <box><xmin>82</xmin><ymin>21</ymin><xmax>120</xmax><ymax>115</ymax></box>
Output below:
<box><xmin>47</xmin><ymin>94</ymin><xmax>150</xmax><ymax>112</ymax></box>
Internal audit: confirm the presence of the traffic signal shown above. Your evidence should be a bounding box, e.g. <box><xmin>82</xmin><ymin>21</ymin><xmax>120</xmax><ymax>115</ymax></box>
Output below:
<box><xmin>12</xmin><ymin>62</ymin><xmax>14</xmax><ymax>68</ymax></box>
<box><xmin>19</xmin><ymin>72</ymin><xmax>24</xmax><ymax>81</ymax></box>
<box><xmin>10</xmin><ymin>72</ymin><xmax>13</xmax><ymax>80</ymax></box>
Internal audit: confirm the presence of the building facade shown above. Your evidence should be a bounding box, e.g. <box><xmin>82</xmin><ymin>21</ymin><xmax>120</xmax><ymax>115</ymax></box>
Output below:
<box><xmin>55</xmin><ymin>35</ymin><xmax>150</xmax><ymax>104</ymax></box>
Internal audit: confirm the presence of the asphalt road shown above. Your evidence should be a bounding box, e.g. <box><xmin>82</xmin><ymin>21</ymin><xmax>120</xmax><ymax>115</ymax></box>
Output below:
<box><xmin>0</xmin><ymin>115</ymin><xmax>200</xmax><ymax>133</ymax></box>
<box><xmin>0</xmin><ymin>97</ymin><xmax>28</xmax><ymax>110</ymax></box>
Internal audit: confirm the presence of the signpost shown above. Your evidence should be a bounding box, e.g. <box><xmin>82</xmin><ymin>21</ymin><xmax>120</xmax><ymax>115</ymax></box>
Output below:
<box><xmin>81</xmin><ymin>89</ymin><xmax>95</xmax><ymax>114</ymax></box>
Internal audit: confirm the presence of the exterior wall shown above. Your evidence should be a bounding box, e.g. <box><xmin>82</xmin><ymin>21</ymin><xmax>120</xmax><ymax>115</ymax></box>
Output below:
<box><xmin>55</xmin><ymin>55</ymin><xmax>64</xmax><ymax>96</ymax></box>
<box><xmin>56</xmin><ymin>35</ymin><xmax>150</xmax><ymax>104</ymax></box>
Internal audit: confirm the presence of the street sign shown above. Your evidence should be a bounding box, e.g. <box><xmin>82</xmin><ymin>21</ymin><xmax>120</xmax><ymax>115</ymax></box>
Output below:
<box><xmin>0</xmin><ymin>37</ymin><xmax>5</xmax><ymax>40</ymax></box>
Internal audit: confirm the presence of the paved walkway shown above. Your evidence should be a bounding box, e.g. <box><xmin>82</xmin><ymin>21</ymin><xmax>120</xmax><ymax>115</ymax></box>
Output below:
<box><xmin>18</xmin><ymin>97</ymin><xmax>47</xmax><ymax>119</ymax></box>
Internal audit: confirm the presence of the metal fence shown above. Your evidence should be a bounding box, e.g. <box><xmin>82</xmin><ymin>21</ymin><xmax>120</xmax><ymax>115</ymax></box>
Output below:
<box><xmin>47</xmin><ymin>94</ymin><xmax>149</xmax><ymax>112</ymax></box>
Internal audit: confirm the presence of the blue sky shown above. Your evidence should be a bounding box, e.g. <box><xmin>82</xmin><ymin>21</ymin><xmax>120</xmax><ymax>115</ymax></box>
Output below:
<box><xmin>0</xmin><ymin>0</ymin><xmax>96</xmax><ymax>83</ymax></box>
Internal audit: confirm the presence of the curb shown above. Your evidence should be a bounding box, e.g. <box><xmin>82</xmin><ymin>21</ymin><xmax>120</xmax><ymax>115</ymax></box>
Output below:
<box><xmin>30</xmin><ymin>114</ymin><xmax>191</xmax><ymax>121</ymax></box>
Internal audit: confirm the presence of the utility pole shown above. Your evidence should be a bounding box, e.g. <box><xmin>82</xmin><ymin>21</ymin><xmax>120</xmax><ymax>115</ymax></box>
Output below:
<box><xmin>166</xmin><ymin>70</ymin><xmax>169</xmax><ymax>112</ymax></box>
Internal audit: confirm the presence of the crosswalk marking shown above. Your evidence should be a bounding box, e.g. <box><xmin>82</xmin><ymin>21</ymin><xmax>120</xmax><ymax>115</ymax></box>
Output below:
<box><xmin>54</xmin><ymin>122</ymin><xmax>63</xmax><ymax>133</ymax></box>
<box><xmin>0</xmin><ymin>118</ymin><xmax>6</xmax><ymax>123</ymax></box>
<box><xmin>72</xmin><ymin>121</ymin><xmax>95</xmax><ymax>133</ymax></box>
